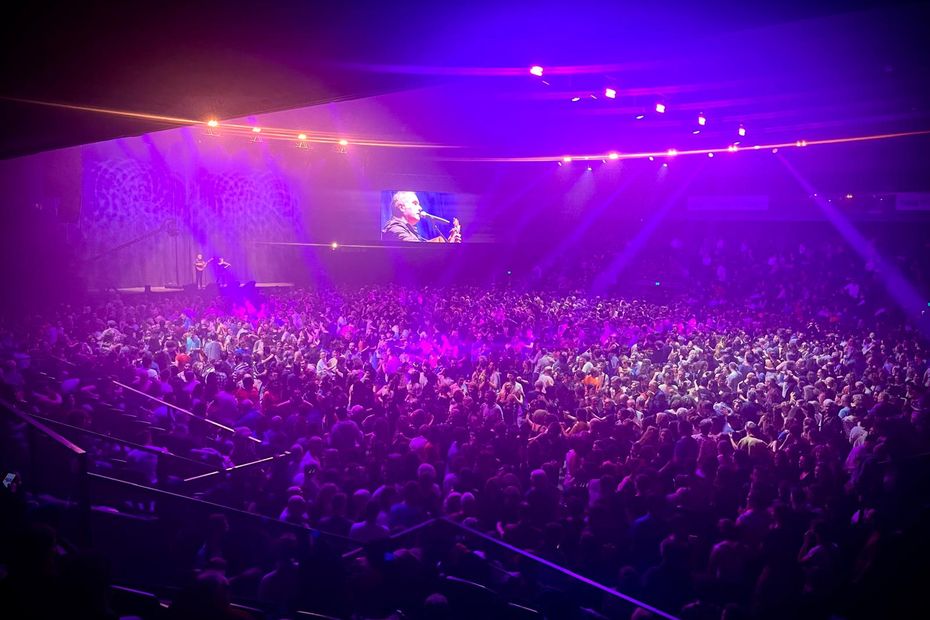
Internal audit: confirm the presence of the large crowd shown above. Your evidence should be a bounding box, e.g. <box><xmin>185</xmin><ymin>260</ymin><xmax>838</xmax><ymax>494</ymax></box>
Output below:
<box><xmin>2</xmin><ymin>235</ymin><xmax>930</xmax><ymax>620</ymax></box>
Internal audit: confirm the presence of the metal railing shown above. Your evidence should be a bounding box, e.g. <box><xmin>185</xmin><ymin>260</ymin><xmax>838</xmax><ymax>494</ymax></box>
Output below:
<box><xmin>182</xmin><ymin>450</ymin><xmax>293</xmax><ymax>484</ymax></box>
<box><xmin>28</xmin><ymin>412</ymin><xmax>215</xmax><ymax>478</ymax></box>
<box><xmin>3</xmin><ymin>396</ymin><xmax>679</xmax><ymax>619</ymax></box>
<box><xmin>0</xmin><ymin>398</ymin><xmax>92</xmax><ymax>545</ymax></box>
<box><xmin>112</xmin><ymin>380</ymin><xmax>262</xmax><ymax>443</ymax></box>
<box><xmin>442</xmin><ymin>518</ymin><xmax>680</xmax><ymax>620</ymax></box>
<box><xmin>87</xmin><ymin>472</ymin><xmax>354</xmax><ymax>544</ymax></box>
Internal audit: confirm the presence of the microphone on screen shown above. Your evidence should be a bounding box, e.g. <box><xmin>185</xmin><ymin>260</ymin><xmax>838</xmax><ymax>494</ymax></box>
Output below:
<box><xmin>419</xmin><ymin>211</ymin><xmax>451</xmax><ymax>225</ymax></box>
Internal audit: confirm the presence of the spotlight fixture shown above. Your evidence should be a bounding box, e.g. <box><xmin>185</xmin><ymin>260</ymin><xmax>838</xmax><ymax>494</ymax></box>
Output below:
<box><xmin>697</xmin><ymin>114</ymin><xmax>706</xmax><ymax>126</ymax></box>
<box><xmin>562</xmin><ymin>156</ymin><xmax>573</xmax><ymax>162</ymax></box>
<box><xmin>692</xmin><ymin>130</ymin><xmax>701</xmax><ymax>135</ymax></box>
<box><xmin>738</xmin><ymin>125</ymin><xmax>746</xmax><ymax>137</ymax></box>
<box><xmin>648</xmin><ymin>156</ymin><xmax>655</xmax><ymax>161</ymax></box>
<box><xmin>772</xmin><ymin>148</ymin><xmax>778</xmax><ymax>153</ymax></box>
<box><xmin>667</xmin><ymin>148</ymin><xmax>678</xmax><ymax>156</ymax></box>
<box><xmin>605</xmin><ymin>88</ymin><xmax>617</xmax><ymax>99</ymax></box>
<box><xmin>206</xmin><ymin>119</ymin><xmax>219</xmax><ymax>128</ymax></box>
<box><xmin>571</xmin><ymin>97</ymin><xmax>581</xmax><ymax>102</ymax></box>
<box><xmin>252</xmin><ymin>126</ymin><xmax>262</xmax><ymax>133</ymax></box>
<box><xmin>635</xmin><ymin>114</ymin><xmax>645</xmax><ymax>120</ymax></box>
<box><xmin>529</xmin><ymin>65</ymin><xmax>544</xmax><ymax>77</ymax></box>
<box><xmin>338</xmin><ymin>139</ymin><xmax>349</xmax><ymax>146</ymax></box>
<box><xmin>296</xmin><ymin>133</ymin><xmax>310</xmax><ymax>149</ymax></box>
<box><xmin>250</xmin><ymin>127</ymin><xmax>262</xmax><ymax>143</ymax></box>
<box><xmin>655</xmin><ymin>103</ymin><xmax>666</xmax><ymax>113</ymax></box>
<box><xmin>586</xmin><ymin>166</ymin><xmax>593</xmax><ymax>171</ymax></box>
<box><xmin>331</xmin><ymin>242</ymin><xmax>339</xmax><ymax>249</ymax></box>
<box><xmin>297</xmin><ymin>133</ymin><xmax>307</xmax><ymax>141</ymax></box>
<box><xmin>662</xmin><ymin>162</ymin><xmax>668</xmax><ymax>168</ymax></box>
<box><xmin>608</xmin><ymin>152</ymin><xmax>619</xmax><ymax>160</ymax></box>
<box><xmin>707</xmin><ymin>152</ymin><xmax>714</xmax><ymax>158</ymax></box>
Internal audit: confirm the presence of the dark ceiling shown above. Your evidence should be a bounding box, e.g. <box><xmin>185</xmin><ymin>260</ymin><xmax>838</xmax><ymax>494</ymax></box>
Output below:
<box><xmin>1</xmin><ymin>0</ymin><xmax>928</xmax><ymax>160</ymax></box>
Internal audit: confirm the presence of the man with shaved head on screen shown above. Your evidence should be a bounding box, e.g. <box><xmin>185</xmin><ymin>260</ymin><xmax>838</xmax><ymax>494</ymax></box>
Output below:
<box><xmin>382</xmin><ymin>191</ymin><xmax>461</xmax><ymax>243</ymax></box>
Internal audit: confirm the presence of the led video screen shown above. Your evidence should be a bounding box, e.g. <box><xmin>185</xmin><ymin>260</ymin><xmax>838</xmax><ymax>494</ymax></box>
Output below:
<box><xmin>380</xmin><ymin>190</ymin><xmax>463</xmax><ymax>243</ymax></box>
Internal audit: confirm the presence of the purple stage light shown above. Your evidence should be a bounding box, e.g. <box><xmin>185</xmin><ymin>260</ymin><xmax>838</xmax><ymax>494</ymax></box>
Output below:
<box><xmin>738</xmin><ymin>125</ymin><xmax>746</xmax><ymax>137</ymax></box>
<box><xmin>571</xmin><ymin>96</ymin><xmax>581</xmax><ymax>102</ymax></box>
<box><xmin>529</xmin><ymin>65</ymin><xmax>544</xmax><ymax>77</ymax></box>
<box><xmin>608</xmin><ymin>152</ymin><xmax>619</xmax><ymax>160</ymax></box>
<box><xmin>605</xmin><ymin>88</ymin><xmax>616</xmax><ymax>99</ymax></box>
<box><xmin>667</xmin><ymin>148</ymin><xmax>677</xmax><ymax>156</ymax></box>
<box><xmin>635</xmin><ymin>114</ymin><xmax>645</xmax><ymax>120</ymax></box>
<box><xmin>655</xmin><ymin>103</ymin><xmax>666</xmax><ymax>113</ymax></box>
<box><xmin>698</xmin><ymin>114</ymin><xmax>706</xmax><ymax>126</ymax></box>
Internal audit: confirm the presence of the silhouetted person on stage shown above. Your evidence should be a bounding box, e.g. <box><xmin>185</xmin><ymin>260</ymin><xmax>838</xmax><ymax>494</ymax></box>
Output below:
<box><xmin>213</xmin><ymin>257</ymin><xmax>232</xmax><ymax>287</ymax></box>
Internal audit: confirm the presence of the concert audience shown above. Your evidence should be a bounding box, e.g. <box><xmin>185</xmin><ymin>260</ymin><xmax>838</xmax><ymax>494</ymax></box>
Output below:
<box><xmin>1</xmin><ymin>234</ymin><xmax>929</xmax><ymax>620</ymax></box>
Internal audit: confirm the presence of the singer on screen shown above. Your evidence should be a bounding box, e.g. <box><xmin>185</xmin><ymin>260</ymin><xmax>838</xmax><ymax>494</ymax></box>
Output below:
<box><xmin>382</xmin><ymin>191</ymin><xmax>461</xmax><ymax>243</ymax></box>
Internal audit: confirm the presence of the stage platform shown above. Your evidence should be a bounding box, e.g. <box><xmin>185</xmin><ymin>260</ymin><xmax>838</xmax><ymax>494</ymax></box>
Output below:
<box><xmin>109</xmin><ymin>282</ymin><xmax>296</xmax><ymax>295</ymax></box>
